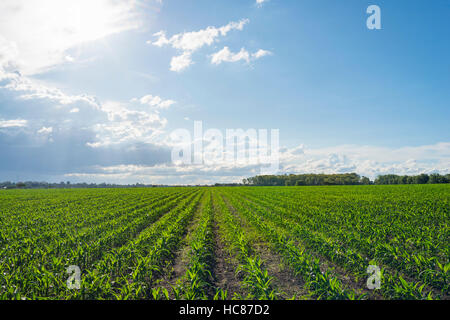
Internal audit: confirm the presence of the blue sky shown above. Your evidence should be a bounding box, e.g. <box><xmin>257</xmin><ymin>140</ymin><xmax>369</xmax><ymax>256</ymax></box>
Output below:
<box><xmin>0</xmin><ymin>0</ymin><xmax>449</xmax><ymax>184</ymax></box>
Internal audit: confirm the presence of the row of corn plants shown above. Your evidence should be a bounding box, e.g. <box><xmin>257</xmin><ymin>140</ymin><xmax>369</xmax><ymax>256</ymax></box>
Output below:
<box><xmin>212</xmin><ymin>192</ymin><xmax>276</xmax><ymax>300</ymax></box>
<box><xmin>235</xmin><ymin>188</ymin><xmax>447</xmax><ymax>297</ymax></box>
<box><xmin>71</xmin><ymin>190</ymin><xmax>204</xmax><ymax>299</ymax></box>
<box><xmin>244</xmin><ymin>187</ymin><xmax>448</xmax><ymax>292</ymax></box>
<box><xmin>0</xmin><ymin>188</ymin><xmax>199</xmax><ymax>299</ymax></box>
<box><xmin>230</xmin><ymin>188</ymin><xmax>442</xmax><ymax>299</ymax></box>
<box><xmin>176</xmin><ymin>191</ymin><xmax>216</xmax><ymax>299</ymax></box>
<box><xmin>220</xmin><ymin>190</ymin><xmax>362</xmax><ymax>300</ymax></box>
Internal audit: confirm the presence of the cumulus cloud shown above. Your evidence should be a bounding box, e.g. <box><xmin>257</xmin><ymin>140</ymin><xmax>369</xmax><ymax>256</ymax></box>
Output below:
<box><xmin>1</xmin><ymin>77</ymin><xmax>171</xmax><ymax>150</ymax></box>
<box><xmin>256</xmin><ymin>0</ymin><xmax>269</xmax><ymax>7</ymax></box>
<box><xmin>0</xmin><ymin>85</ymin><xmax>173</xmax><ymax>181</ymax></box>
<box><xmin>0</xmin><ymin>119</ymin><xmax>28</xmax><ymax>128</ymax></box>
<box><xmin>2</xmin><ymin>73</ymin><xmax>101</xmax><ymax>109</ymax></box>
<box><xmin>1</xmin><ymin>34</ymin><xmax>101</xmax><ymax>110</ymax></box>
<box><xmin>148</xmin><ymin>19</ymin><xmax>250</xmax><ymax>72</ymax></box>
<box><xmin>0</xmin><ymin>66</ymin><xmax>174</xmax><ymax>176</ymax></box>
<box><xmin>1</xmin><ymin>42</ymin><xmax>174</xmax><ymax>179</ymax></box>
<box><xmin>211</xmin><ymin>47</ymin><xmax>250</xmax><ymax>64</ymax></box>
<box><xmin>170</xmin><ymin>52</ymin><xmax>194</xmax><ymax>72</ymax></box>
<box><xmin>211</xmin><ymin>47</ymin><xmax>272</xmax><ymax>65</ymax></box>
<box><xmin>1</xmin><ymin>37</ymin><xmax>174</xmax><ymax>150</ymax></box>
<box><xmin>139</xmin><ymin>95</ymin><xmax>176</xmax><ymax>109</ymax></box>
<box><xmin>252</xmin><ymin>49</ymin><xmax>272</xmax><ymax>59</ymax></box>
<box><xmin>86</xmin><ymin>100</ymin><xmax>168</xmax><ymax>148</ymax></box>
<box><xmin>289</xmin><ymin>144</ymin><xmax>305</xmax><ymax>155</ymax></box>
<box><xmin>280</xmin><ymin>143</ymin><xmax>450</xmax><ymax>179</ymax></box>
<box><xmin>150</xmin><ymin>19</ymin><xmax>249</xmax><ymax>52</ymax></box>
<box><xmin>37</xmin><ymin>127</ymin><xmax>53</xmax><ymax>134</ymax></box>
<box><xmin>130</xmin><ymin>94</ymin><xmax>176</xmax><ymax>111</ymax></box>
<box><xmin>61</xmin><ymin>141</ymin><xmax>450</xmax><ymax>185</ymax></box>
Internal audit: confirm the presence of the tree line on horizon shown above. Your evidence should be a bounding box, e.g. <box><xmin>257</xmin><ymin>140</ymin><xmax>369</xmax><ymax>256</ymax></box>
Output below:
<box><xmin>0</xmin><ymin>181</ymin><xmax>168</xmax><ymax>190</ymax></box>
<box><xmin>242</xmin><ymin>173</ymin><xmax>450</xmax><ymax>186</ymax></box>
<box><xmin>1</xmin><ymin>173</ymin><xmax>449</xmax><ymax>189</ymax></box>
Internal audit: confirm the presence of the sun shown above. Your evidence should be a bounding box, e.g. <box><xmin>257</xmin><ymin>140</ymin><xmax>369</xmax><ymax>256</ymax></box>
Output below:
<box><xmin>0</xmin><ymin>0</ymin><xmax>140</xmax><ymax>74</ymax></box>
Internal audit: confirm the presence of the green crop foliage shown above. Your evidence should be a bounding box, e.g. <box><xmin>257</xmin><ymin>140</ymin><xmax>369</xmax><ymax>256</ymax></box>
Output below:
<box><xmin>0</xmin><ymin>184</ymin><xmax>448</xmax><ymax>300</ymax></box>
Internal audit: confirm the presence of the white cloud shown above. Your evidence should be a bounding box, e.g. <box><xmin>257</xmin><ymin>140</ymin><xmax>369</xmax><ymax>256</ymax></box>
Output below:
<box><xmin>211</xmin><ymin>47</ymin><xmax>272</xmax><ymax>65</ymax></box>
<box><xmin>2</xmin><ymin>34</ymin><xmax>102</xmax><ymax>109</ymax></box>
<box><xmin>152</xmin><ymin>19</ymin><xmax>249</xmax><ymax>52</ymax></box>
<box><xmin>0</xmin><ymin>0</ymin><xmax>177</xmax><ymax>179</ymax></box>
<box><xmin>290</xmin><ymin>144</ymin><xmax>305</xmax><ymax>155</ymax></box>
<box><xmin>63</xmin><ymin>142</ymin><xmax>450</xmax><ymax>185</ymax></box>
<box><xmin>131</xmin><ymin>94</ymin><xmax>176</xmax><ymax>110</ymax></box>
<box><xmin>150</xmin><ymin>31</ymin><xmax>171</xmax><ymax>47</ymax></box>
<box><xmin>86</xmin><ymin>100</ymin><xmax>169</xmax><ymax>148</ymax></box>
<box><xmin>1</xmin><ymin>61</ymin><xmax>173</xmax><ymax>150</ymax></box>
<box><xmin>0</xmin><ymin>119</ymin><xmax>28</xmax><ymax>128</ymax></box>
<box><xmin>252</xmin><ymin>49</ymin><xmax>273</xmax><ymax>59</ymax></box>
<box><xmin>37</xmin><ymin>126</ymin><xmax>53</xmax><ymax>134</ymax></box>
<box><xmin>211</xmin><ymin>47</ymin><xmax>250</xmax><ymax>64</ymax></box>
<box><xmin>280</xmin><ymin>143</ymin><xmax>450</xmax><ymax>179</ymax></box>
<box><xmin>149</xmin><ymin>19</ymin><xmax>250</xmax><ymax>72</ymax></box>
<box><xmin>256</xmin><ymin>0</ymin><xmax>269</xmax><ymax>7</ymax></box>
<box><xmin>2</xmin><ymin>73</ymin><xmax>100</xmax><ymax>109</ymax></box>
<box><xmin>1</xmin><ymin>69</ymin><xmax>173</xmax><ymax>151</ymax></box>
<box><xmin>170</xmin><ymin>52</ymin><xmax>193</xmax><ymax>72</ymax></box>
<box><xmin>0</xmin><ymin>0</ymin><xmax>142</xmax><ymax>75</ymax></box>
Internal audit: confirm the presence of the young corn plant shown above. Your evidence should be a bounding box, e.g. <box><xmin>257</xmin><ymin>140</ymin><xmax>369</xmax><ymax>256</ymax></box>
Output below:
<box><xmin>212</xmin><ymin>192</ymin><xmax>277</xmax><ymax>300</ymax></box>
<box><xmin>182</xmin><ymin>192</ymin><xmax>215</xmax><ymax>299</ymax></box>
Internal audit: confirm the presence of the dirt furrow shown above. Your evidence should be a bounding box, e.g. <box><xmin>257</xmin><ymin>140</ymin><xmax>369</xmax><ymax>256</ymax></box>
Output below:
<box><xmin>232</xmin><ymin>192</ymin><xmax>384</xmax><ymax>299</ymax></box>
<box><xmin>210</xmin><ymin>192</ymin><xmax>245</xmax><ymax>299</ymax></box>
<box><xmin>155</xmin><ymin>191</ymin><xmax>206</xmax><ymax>298</ymax></box>
<box><xmin>219</xmin><ymin>192</ymin><xmax>309</xmax><ymax>300</ymax></box>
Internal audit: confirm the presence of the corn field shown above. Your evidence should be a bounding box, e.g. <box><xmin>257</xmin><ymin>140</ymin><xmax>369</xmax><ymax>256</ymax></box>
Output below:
<box><xmin>0</xmin><ymin>185</ymin><xmax>448</xmax><ymax>300</ymax></box>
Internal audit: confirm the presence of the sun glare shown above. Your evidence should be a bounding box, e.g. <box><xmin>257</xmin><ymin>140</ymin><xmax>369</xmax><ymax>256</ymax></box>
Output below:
<box><xmin>0</xmin><ymin>0</ymin><xmax>139</xmax><ymax>74</ymax></box>
<box><xmin>46</xmin><ymin>0</ymin><xmax>138</xmax><ymax>46</ymax></box>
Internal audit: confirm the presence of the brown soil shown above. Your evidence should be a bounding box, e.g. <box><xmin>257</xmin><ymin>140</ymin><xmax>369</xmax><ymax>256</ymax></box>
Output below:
<box><xmin>219</xmin><ymin>192</ymin><xmax>310</xmax><ymax>300</ymax></box>
<box><xmin>233</xmin><ymin>192</ymin><xmax>385</xmax><ymax>300</ymax></box>
<box><xmin>210</xmin><ymin>194</ymin><xmax>245</xmax><ymax>299</ymax></box>
<box><xmin>156</xmin><ymin>192</ymin><xmax>205</xmax><ymax>298</ymax></box>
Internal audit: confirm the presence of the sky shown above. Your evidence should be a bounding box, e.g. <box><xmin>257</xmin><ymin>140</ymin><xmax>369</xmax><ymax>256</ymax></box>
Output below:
<box><xmin>0</xmin><ymin>0</ymin><xmax>449</xmax><ymax>185</ymax></box>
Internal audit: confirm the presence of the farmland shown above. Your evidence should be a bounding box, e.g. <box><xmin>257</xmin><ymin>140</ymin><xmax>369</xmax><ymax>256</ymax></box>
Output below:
<box><xmin>0</xmin><ymin>185</ymin><xmax>448</xmax><ymax>300</ymax></box>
